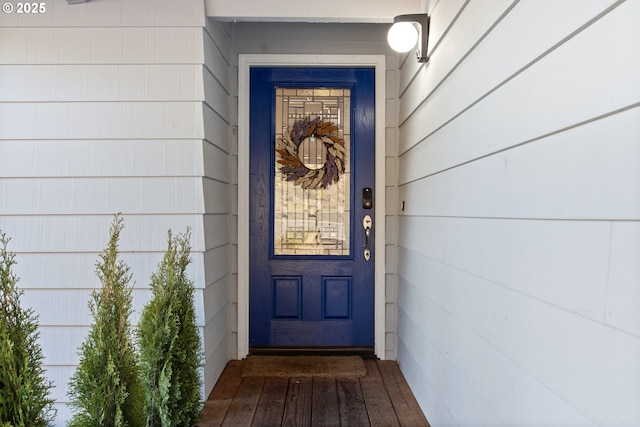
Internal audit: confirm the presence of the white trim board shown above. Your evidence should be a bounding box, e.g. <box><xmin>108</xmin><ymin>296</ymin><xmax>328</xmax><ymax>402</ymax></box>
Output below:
<box><xmin>237</xmin><ymin>54</ymin><xmax>387</xmax><ymax>359</ymax></box>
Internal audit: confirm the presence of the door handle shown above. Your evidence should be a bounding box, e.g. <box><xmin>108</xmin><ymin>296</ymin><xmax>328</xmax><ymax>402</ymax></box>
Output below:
<box><xmin>363</xmin><ymin>214</ymin><xmax>372</xmax><ymax>261</ymax></box>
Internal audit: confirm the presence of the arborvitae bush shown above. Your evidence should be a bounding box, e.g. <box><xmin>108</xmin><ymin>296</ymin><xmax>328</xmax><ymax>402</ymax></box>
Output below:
<box><xmin>137</xmin><ymin>229</ymin><xmax>202</xmax><ymax>426</ymax></box>
<box><xmin>67</xmin><ymin>215</ymin><xmax>144</xmax><ymax>427</ymax></box>
<box><xmin>0</xmin><ymin>231</ymin><xmax>56</xmax><ymax>426</ymax></box>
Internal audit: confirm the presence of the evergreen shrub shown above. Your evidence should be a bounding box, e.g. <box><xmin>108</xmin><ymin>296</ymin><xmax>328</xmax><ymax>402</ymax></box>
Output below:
<box><xmin>67</xmin><ymin>215</ymin><xmax>144</xmax><ymax>427</ymax></box>
<box><xmin>137</xmin><ymin>229</ymin><xmax>202</xmax><ymax>426</ymax></box>
<box><xmin>0</xmin><ymin>231</ymin><xmax>56</xmax><ymax>427</ymax></box>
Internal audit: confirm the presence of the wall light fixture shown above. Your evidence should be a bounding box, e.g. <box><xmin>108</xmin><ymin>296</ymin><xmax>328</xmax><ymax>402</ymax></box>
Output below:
<box><xmin>387</xmin><ymin>14</ymin><xmax>430</xmax><ymax>63</ymax></box>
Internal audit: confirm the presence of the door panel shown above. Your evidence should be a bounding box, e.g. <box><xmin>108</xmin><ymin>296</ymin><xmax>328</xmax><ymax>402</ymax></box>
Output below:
<box><xmin>249</xmin><ymin>67</ymin><xmax>375</xmax><ymax>350</ymax></box>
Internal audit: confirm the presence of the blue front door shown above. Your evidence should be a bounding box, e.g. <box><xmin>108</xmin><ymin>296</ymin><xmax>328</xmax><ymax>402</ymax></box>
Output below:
<box><xmin>249</xmin><ymin>67</ymin><xmax>375</xmax><ymax>351</ymax></box>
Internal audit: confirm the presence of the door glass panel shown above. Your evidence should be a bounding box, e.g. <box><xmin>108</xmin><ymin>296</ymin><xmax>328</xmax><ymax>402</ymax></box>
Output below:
<box><xmin>274</xmin><ymin>87</ymin><xmax>351</xmax><ymax>256</ymax></box>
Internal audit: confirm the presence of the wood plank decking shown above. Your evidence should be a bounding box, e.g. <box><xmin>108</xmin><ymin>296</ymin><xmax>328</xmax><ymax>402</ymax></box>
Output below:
<box><xmin>195</xmin><ymin>358</ymin><xmax>430</xmax><ymax>427</ymax></box>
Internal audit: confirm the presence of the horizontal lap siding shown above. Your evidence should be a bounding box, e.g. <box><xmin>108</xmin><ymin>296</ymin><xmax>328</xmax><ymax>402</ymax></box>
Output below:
<box><xmin>2</xmin><ymin>177</ymin><xmax>205</xmax><ymax>214</ymax></box>
<box><xmin>201</xmin><ymin>19</ymin><xmax>235</xmax><ymax>397</ymax></box>
<box><xmin>399</xmin><ymin>109</ymin><xmax>640</xmax><ymax>222</ymax></box>
<box><xmin>0</xmin><ymin>64</ymin><xmax>204</xmax><ymax>102</ymax></box>
<box><xmin>0</xmin><ymin>139</ymin><xmax>203</xmax><ymax>177</ymax></box>
<box><xmin>0</xmin><ymin>1</ymin><xmax>207</xmax><ymax>425</ymax></box>
<box><xmin>0</xmin><ymin>0</ymin><xmax>203</xmax><ymax>28</ymax></box>
<box><xmin>396</xmin><ymin>0</ymin><xmax>640</xmax><ymax>426</ymax></box>
<box><xmin>0</xmin><ymin>102</ymin><xmax>204</xmax><ymax>140</ymax></box>
<box><xmin>0</xmin><ymin>27</ymin><xmax>204</xmax><ymax>64</ymax></box>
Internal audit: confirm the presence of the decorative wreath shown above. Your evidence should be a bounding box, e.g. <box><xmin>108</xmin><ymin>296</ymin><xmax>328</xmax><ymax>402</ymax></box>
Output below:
<box><xmin>276</xmin><ymin>116</ymin><xmax>346</xmax><ymax>189</ymax></box>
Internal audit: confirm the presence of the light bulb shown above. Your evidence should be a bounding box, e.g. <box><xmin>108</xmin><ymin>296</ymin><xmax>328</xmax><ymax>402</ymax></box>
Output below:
<box><xmin>387</xmin><ymin>22</ymin><xmax>419</xmax><ymax>53</ymax></box>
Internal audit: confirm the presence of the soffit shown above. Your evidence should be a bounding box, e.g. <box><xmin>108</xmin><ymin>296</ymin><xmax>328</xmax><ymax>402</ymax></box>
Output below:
<box><xmin>205</xmin><ymin>0</ymin><xmax>425</xmax><ymax>23</ymax></box>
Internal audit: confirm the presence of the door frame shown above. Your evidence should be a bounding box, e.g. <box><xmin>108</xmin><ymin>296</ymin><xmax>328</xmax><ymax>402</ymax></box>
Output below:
<box><xmin>237</xmin><ymin>54</ymin><xmax>386</xmax><ymax>359</ymax></box>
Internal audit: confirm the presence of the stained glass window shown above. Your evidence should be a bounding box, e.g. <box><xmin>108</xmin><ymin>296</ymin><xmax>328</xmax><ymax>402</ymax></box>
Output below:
<box><xmin>273</xmin><ymin>87</ymin><xmax>351</xmax><ymax>256</ymax></box>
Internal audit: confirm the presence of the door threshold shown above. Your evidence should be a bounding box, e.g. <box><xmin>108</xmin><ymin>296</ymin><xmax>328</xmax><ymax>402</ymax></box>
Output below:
<box><xmin>249</xmin><ymin>346</ymin><xmax>376</xmax><ymax>359</ymax></box>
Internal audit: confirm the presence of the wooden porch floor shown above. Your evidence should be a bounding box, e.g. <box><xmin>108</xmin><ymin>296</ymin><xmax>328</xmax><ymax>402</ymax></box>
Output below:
<box><xmin>195</xmin><ymin>358</ymin><xmax>430</xmax><ymax>427</ymax></box>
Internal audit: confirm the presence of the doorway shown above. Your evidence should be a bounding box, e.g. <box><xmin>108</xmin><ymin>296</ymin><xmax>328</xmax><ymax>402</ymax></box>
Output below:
<box><xmin>237</xmin><ymin>55</ymin><xmax>386</xmax><ymax>358</ymax></box>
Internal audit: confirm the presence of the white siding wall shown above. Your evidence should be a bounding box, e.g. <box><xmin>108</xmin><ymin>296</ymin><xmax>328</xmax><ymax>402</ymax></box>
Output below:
<box><xmin>231</xmin><ymin>22</ymin><xmax>400</xmax><ymax>360</ymax></box>
<box><xmin>395</xmin><ymin>0</ymin><xmax>640</xmax><ymax>425</ymax></box>
<box><xmin>0</xmin><ymin>1</ymin><xmax>231</xmax><ymax>425</ymax></box>
<box><xmin>201</xmin><ymin>19</ymin><xmax>236</xmax><ymax>394</ymax></box>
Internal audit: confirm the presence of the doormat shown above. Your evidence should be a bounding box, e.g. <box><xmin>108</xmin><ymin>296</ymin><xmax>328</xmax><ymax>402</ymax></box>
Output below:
<box><xmin>241</xmin><ymin>355</ymin><xmax>366</xmax><ymax>378</ymax></box>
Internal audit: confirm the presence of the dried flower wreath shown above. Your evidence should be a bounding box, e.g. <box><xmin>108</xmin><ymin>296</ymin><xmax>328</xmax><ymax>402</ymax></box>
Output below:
<box><xmin>276</xmin><ymin>116</ymin><xmax>346</xmax><ymax>189</ymax></box>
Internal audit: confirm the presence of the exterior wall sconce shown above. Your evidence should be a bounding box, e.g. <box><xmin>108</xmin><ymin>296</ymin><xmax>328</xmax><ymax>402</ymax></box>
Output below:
<box><xmin>387</xmin><ymin>14</ymin><xmax>430</xmax><ymax>63</ymax></box>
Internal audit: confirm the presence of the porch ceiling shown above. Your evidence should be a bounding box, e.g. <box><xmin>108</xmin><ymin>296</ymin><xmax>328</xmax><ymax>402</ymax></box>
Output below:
<box><xmin>205</xmin><ymin>0</ymin><xmax>425</xmax><ymax>23</ymax></box>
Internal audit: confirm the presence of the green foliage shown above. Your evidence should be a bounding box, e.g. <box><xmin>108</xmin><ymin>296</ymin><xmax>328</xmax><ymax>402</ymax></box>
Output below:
<box><xmin>0</xmin><ymin>231</ymin><xmax>56</xmax><ymax>427</ymax></box>
<box><xmin>67</xmin><ymin>215</ymin><xmax>144</xmax><ymax>427</ymax></box>
<box><xmin>137</xmin><ymin>229</ymin><xmax>202</xmax><ymax>427</ymax></box>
